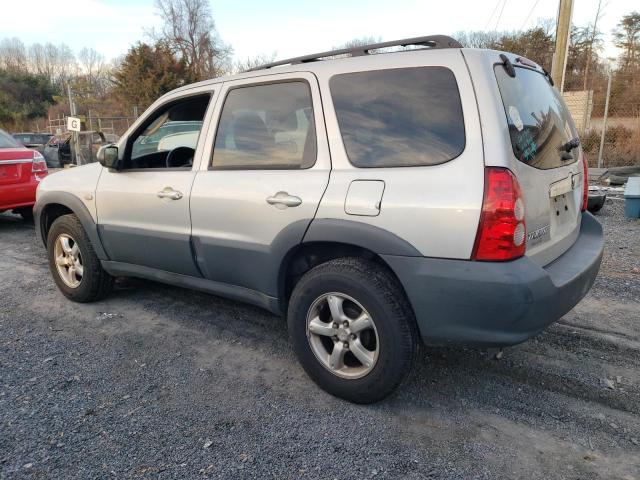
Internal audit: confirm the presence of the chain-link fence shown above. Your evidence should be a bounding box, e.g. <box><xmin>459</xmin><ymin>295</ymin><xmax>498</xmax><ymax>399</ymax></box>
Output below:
<box><xmin>46</xmin><ymin>111</ymin><xmax>138</xmax><ymax>166</ymax></box>
<box><xmin>47</xmin><ymin>112</ymin><xmax>138</xmax><ymax>141</ymax></box>
<box><xmin>566</xmin><ymin>72</ymin><xmax>640</xmax><ymax>169</ymax></box>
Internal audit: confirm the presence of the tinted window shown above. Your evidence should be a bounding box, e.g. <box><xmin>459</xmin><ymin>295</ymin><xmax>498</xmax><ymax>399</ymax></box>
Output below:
<box><xmin>494</xmin><ymin>66</ymin><xmax>578</xmax><ymax>169</ymax></box>
<box><xmin>0</xmin><ymin>130</ymin><xmax>19</xmax><ymax>148</ymax></box>
<box><xmin>330</xmin><ymin>67</ymin><xmax>465</xmax><ymax>168</ymax></box>
<box><xmin>212</xmin><ymin>82</ymin><xmax>316</xmax><ymax>170</ymax></box>
<box><xmin>13</xmin><ymin>134</ymin><xmax>50</xmax><ymax>144</ymax></box>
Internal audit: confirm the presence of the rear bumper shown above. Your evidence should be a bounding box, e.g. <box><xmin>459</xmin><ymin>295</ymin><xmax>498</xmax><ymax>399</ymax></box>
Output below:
<box><xmin>383</xmin><ymin>212</ymin><xmax>604</xmax><ymax>347</ymax></box>
<box><xmin>0</xmin><ymin>178</ymin><xmax>39</xmax><ymax>212</ymax></box>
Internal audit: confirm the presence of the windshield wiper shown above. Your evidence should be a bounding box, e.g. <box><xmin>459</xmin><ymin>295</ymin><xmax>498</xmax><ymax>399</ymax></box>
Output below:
<box><xmin>559</xmin><ymin>137</ymin><xmax>580</xmax><ymax>152</ymax></box>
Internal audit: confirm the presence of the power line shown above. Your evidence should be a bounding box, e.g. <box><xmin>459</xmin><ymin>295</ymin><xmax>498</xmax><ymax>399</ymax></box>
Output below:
<box><xmin>484</xmin><ymin>0</ymin><xmax>502</xmax><ymax>30</ymax></box>
<box><xmin>520</xmin><ymin>0</ymin><xmax>541</xmax><ymax>30</ymax></box>
<box><xmin>495</xmin><ymin>0</ymin><xmax>508</xmax><ymax>31</ymax></box>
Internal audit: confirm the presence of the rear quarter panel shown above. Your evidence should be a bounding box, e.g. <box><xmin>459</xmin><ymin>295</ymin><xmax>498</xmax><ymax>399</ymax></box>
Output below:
<box><xmin>313</xmin><ymin>49</ymin><xmax>484</xmax><ymax>259</ymax></box>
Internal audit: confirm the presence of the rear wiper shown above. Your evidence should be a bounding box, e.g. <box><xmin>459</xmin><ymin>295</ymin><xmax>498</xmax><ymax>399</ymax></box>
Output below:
<box><xmin>559</xmin><ymin>137</ymin><xmax>580</xmax><ymax>152</ymax></box>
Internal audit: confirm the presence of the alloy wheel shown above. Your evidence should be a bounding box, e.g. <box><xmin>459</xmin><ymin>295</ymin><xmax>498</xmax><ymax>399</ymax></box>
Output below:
<box><xmin>54</xmin><ymin>234</ymin><xmax>83</xmax><ymax>288</ymax></box>
<box><xmin>306</xmin><ymin>292</ymin><xmax>379</xmax><ymax>379</ymax></box>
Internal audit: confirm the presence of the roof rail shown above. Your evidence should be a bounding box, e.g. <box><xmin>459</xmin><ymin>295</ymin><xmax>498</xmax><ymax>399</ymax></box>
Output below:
<box><xmin>248</xmin><ymin>35</ymin><xmax>462</xmax><ymax>71</ymax></box>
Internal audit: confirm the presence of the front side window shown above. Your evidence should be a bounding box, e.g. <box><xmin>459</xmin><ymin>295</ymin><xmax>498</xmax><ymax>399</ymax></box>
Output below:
<box><xmin>212</xmin><ymin>81</ymin><xmax>316</xmax><ymax>170</ymax></box>
<box><xmin>330</xmin><ymin>67</ymin><xmax>466</xmax><ymax>168</ymax></box>
<box><xmin>127</xmin><ymin>94</ymin><xmax>210</xmax><ymax>169</ymax></box>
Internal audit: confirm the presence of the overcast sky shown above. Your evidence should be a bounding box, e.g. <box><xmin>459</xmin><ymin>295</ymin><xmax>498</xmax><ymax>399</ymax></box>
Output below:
<box><xmin>0</xmin><ymin>0</ymin><xmax>636</xmax><ymax>63</ymax></box>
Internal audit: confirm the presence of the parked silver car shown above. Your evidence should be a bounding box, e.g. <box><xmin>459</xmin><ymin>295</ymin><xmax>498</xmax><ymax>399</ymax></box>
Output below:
<box><xmin>34</xmin><ymin>36</ymin><xmax>604</xmax><ymax>403</ymax></box>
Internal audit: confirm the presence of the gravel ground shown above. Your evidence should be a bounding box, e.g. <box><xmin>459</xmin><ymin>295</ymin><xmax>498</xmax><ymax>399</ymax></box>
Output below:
<box><xmin>1</xmin><ymin>202</ymin><xmax>639</xmax><ymax>480</ymax></box>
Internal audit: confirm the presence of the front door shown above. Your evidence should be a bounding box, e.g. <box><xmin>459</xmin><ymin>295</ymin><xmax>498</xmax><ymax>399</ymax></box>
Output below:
<box><xmin>190</xmin><ymin>73</ymin><xmax>331</xmax><ymax>296</ymax></box>
<box><xmin>96</xmin><ymin>91</ymin><xmax>214</xmax><ymax>276</ymax></box>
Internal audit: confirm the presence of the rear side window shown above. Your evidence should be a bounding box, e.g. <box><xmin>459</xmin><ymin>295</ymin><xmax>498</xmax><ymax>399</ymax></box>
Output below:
<box><xmin>330</xmin><ymin>67</ymin><xmax>465</xmax><ymax>168</ymax></box>
<box><xmin>494</xmin><ymin>66</ymin><xmax>578</xmax><ymax>169</ymax></box>
<box><xmin>212</xmin><ymin>81</ymin><xmax>316</xmax><ymax>170</ymax></box>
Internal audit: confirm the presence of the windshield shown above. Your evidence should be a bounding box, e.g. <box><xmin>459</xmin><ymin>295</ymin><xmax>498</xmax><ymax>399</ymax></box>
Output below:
<box><xmin>494</xmin><ymin>65</ymin><xmax>578</xmax><ymax>170</ymax></box>
<box><xmin>0</xmin><ymin>129</ymin><xmax>20</xmax><ymax>148</ymax></box>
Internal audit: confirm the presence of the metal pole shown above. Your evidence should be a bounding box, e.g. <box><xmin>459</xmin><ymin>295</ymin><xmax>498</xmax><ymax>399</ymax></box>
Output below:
<box><xmin>551</xmin><ymin>0</ymin><xmax>574</xmax><ymax>92</ymax></box>
<box><xmin>67</xmin><ymin>84</ymin><xmax>83</xmax><ymax>166</ymax></box>
<box><xmin>597</xmin><ymin>70</ymin><xmax>612</xmax><ymax>169</ymax></box>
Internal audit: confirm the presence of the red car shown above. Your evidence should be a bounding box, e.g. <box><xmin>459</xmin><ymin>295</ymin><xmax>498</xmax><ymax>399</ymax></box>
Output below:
<box><xmin>0</xmin><ymin>128</ymin><xmax>48</xmax><ymax>220</ymax></box>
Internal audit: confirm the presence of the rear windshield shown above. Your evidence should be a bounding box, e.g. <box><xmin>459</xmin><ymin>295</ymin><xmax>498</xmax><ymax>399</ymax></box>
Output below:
<box><xmin>330</xmin><ymin>67</ymin><xmax>465</xmax><ymax>168</ymax></box>
<box><xmin>494</xmin><ymin>65</ymin><xmax>578</xmax><ymax>170</ymax></box>
<box><xmin>13</xmin><ymin>133</ymin><xmax>51</xmax><ymax>145</ymax></box>
<box><xmin>0</xmin><ymin>130</ymin><xmax>19</xmax><ymax>148</ymax></box>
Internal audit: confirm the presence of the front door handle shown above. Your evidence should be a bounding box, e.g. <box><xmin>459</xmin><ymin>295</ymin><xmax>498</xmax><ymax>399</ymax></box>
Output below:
<box><xmin>157</xmin><ymin>187</ymin><xmax>183</xmax><ymax>200</ymax></box>
<box><xmin>266</xmin><ymin>191</ymin><xmax>302</xmax><ymax>209</ymax></box>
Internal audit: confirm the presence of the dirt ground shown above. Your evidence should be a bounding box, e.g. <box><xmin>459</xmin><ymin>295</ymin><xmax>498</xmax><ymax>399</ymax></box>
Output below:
<box><xmin>1</xmin><ymin>200</ymin><xmax>639</xmax><ymax>479</ymax></box>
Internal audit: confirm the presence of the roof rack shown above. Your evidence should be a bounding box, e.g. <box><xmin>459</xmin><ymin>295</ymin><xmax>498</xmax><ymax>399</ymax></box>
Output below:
<box><xmin>248</xmin><ymin>35</ymin><xmax>462</xmax><ymax>71</ymax></box>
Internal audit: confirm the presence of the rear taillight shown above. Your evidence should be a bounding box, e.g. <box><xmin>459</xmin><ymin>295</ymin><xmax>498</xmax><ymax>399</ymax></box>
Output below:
<box><xmin>581</xmin><ymin>153</ymin><xmax>589</xmax><ymax>211</ymax></box>
<box><xmin>32</xmin><ymin>151</ymin><xmax>48</xmax><ymax>174</ymax></box>
<box><xmin>472</xmin><ymin>167</ymin><xmax>526</xmax><ymax>261</ymax></box>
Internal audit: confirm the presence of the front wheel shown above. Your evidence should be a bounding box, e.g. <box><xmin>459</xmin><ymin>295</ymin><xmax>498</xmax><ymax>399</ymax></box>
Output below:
<box><xmin>47</xmin><ymin>214</ymin><xmax>113</xmax><ymax>302</ymax></box>
<box><xmin>287</xmin><ymin>257</ymin><xmax>417</xmax><ymax>403</ymax></box>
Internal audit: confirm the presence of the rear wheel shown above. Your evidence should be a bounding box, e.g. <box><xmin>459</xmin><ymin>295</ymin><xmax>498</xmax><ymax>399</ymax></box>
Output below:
<box><xmin>47</xmin><ymin>214</ymin><xmax>113</xmax><ymax>302</ymax></box>
<box><xmin>288</xmin><ymin>257</ymin><xmax>417</xmax><ymax>403</ymax></box>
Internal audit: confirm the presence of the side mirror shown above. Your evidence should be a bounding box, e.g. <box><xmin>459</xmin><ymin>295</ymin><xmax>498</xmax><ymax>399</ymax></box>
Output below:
<box><xmin>97</xmin><ymin>145</ymin><xmax>120</xmax><ymax>169</ymax></box>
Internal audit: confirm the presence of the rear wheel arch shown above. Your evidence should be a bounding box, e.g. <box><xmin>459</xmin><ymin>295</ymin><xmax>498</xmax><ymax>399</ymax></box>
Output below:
<box><xmin>278</xmin><ymin>219</ymin><xmax>421</xmax><ymax>312</ymax></box>
<box><xmin>278</xmin><ymin>241</ymin><xmax>413</xmax><ymax>318</ymax></box>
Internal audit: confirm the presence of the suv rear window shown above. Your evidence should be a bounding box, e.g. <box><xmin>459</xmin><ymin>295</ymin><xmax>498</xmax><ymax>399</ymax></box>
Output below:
<box><xmin>330</xmin><ymin>67</ymin><xmax>465</xmax><ymax>168</ymax></box>
<box><xmin>494</xmin><ymin>65</ymin><xmax>578</xmax><ymax>169</ymax></box>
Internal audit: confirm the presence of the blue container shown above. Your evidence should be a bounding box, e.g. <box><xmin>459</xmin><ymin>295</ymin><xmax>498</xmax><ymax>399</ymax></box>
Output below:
<box><xmin>624</xmin><ymin>177</ymin><xmax>640</xmax><ymax>218</ymax></box>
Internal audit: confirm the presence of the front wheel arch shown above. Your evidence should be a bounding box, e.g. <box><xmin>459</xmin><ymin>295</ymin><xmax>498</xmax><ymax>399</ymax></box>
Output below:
<box><xmin>36</xmin><ymin>192</ymin><xmax>109</xmax><ymax>261</ymax></box>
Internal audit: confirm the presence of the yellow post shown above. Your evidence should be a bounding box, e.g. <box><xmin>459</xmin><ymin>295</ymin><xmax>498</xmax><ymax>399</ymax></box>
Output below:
<box><xmin>551</xmin><ymin>0</ymin><xmax>574</xmax><ymax>92</ymax></box>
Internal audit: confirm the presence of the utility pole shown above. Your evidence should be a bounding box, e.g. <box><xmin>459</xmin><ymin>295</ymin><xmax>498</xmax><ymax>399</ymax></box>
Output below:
<box><xmin>67</xmin><ymin>84</ymin><xmax>84</xmax><ymax>166</ymax></box>
<box><xmin>597</xmin><ymin>69</ymin><xmax>612</xmax><ymax>169</ymax></box>
<box><xmin>551</xmin><ymin>0</ymin><xmax>574</xmax><ymax>92</ymax></box>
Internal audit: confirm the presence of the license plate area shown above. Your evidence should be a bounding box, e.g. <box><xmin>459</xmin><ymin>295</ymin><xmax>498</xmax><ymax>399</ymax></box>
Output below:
<box><xmin>550</xmin><ymin>190</ymin><xmax>578</xmax><ymax>239</ymax></box>
<box><xmin>549</xmin><ymin>175</ymin><xmax>573</xmax><ymax>197</ymax></box>
<box><xmin>0</xmin><ymin>162</ymin><xmax>24</xmax><ymax>185</ymax></box>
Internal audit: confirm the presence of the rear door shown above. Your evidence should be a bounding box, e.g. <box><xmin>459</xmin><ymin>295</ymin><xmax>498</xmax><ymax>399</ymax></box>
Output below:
<box><xmin>189</xmin><ymin>72</ymin><xmax>331</xmax><ymax>296</ymax></box>
<box><xmin>493</xmin><ymin>61</ymin><xmax>583</xmax><ymax>265</ymax></box>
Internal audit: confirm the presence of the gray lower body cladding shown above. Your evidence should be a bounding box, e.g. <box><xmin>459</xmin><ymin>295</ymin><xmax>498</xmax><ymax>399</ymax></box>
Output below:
<box><xmin>383</xmin><ymin>212</ymin><xmax>604</xmax><ymax>347</ymax></box>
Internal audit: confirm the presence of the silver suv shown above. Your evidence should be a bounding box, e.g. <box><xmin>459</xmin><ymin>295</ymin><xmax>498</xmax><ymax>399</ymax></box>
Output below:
<box><xmin>34</xmin><ymin>36</ymin><xmax>604</xmax><ymax>403</ymax></box>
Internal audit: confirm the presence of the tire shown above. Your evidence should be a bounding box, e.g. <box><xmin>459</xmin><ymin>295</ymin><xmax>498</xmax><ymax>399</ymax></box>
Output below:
<box><xmin>14</xmin><ymin>207</ymin><xmax>34</xmax><ymax>222</ymax></box>
<box><xmin>287</xmin><ymin>257</ymin><xmax>417</xmax><ymax>403</ymax></box>
<box><xmin>46</xmin><ymin>214</ymin><xmax>113</xmax><ymax>302</ymax></box>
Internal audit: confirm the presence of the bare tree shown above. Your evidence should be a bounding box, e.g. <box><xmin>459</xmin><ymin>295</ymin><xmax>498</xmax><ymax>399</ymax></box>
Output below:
<box><xmin>78</xmin><ymin>47</ymin><xmax>106</xmax><ymax>90</ymax></box>
<box><xmin>453</xmin><ymin>30</ymin><xmax>500</xmax><ymax>49</ymax></box>
<box><xmin>0</xmin><ymin>37</ymin><xmax>27</xmax><ymax>72</ymax></box>
<box><xmin>332</xmin><ymin>36</ymin><xmax>382</xmax><ymax>50</ymax></box>
<box><xmin>582</xmin><ymin>0</ymin><xmax>606</xmax><ymax>90</ymax></box>
<box><xmin>234</xmin><ymin>52</ymin><xmax>277</xmax><ymax>73</ymax></box>
<box><xmin>152</xmin><ymin>0</ymin><xmax>232</xmax><ymax>79</ymax></box>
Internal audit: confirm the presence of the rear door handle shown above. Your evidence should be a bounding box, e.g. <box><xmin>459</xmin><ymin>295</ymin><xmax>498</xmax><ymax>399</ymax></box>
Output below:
<box><xmin>157</xmin><ymin>187</ymin><xmax>183</xmax><ymax>200</ymax></box>
<box><xmin>266</xmin><ymin>191</ymin><xmax>302</xmax><ymax>209</ymax></box>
